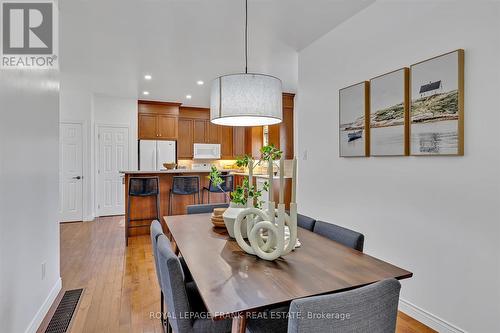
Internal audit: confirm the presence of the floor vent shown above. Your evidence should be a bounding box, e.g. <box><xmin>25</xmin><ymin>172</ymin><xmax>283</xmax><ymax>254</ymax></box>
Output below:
<box><xmin>45</xmin><ymin>288</ymin><xmax>83</xmax><ymax>333</ymax></box>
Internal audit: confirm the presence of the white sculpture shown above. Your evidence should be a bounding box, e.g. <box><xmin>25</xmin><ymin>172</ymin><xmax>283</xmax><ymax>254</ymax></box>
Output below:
<box><xmin>234</xmin><ymin>157</ymin><xmax>298</xmax><ymax>261</ymax></box>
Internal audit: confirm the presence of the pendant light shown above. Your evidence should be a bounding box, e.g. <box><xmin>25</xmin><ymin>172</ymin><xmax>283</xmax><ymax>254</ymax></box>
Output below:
<box><xmin>210</xmin><ymin>0</ymin><xmax>282</xmax><ymax>127</ymax></box>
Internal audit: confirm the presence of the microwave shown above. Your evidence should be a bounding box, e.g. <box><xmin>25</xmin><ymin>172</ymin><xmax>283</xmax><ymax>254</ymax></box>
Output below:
<box><xmin>193</xmin><ymin>143</ymin><xmax>221</xmax><ymax>159</ymax></box>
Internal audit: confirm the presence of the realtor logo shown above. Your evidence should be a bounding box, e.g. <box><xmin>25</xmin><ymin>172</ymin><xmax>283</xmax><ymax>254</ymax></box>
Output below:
<box><xmin>1</xmin><ymin>1</ymin><xmax>57</xmax><ymax>68</ymax></box>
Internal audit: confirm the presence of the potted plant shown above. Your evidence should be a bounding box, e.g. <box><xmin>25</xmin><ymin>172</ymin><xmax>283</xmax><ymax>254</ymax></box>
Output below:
<box><xmin>209</xmin><ymin>144</ymin><xmax>282</xmax><ymax>238</ymax></box>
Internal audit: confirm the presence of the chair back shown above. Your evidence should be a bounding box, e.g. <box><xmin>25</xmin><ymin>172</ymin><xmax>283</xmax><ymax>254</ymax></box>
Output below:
<box><xmin>157</xmin><ymin>234</ymin><xmax>193</xmax><ymax>333</ymax></box>
<box><xmin>150</xmin><ymin>220</ymin><xmax>164</xmax><ymax>288</ymax></box>
<box><xmin>172</xmin><ymin>176</ymin><xmax>200</xmax><ymax>195</ymax></box>
<box><xmin>313</xmin><ymin>221</ymin><xmax>364</xmax><ymax>252</ymax></box>
<box><xmin>129</xmin><ymin>177</ymin><xmax>159</xmax><ymax>196</ymax></box>
<box><xmin>187</xmin><ymin>203</ymin><xmax>229</xmax><ymax>215</ymax></box>
<box><xmin>208</xmin><ymin>175</ymin><xmax>234</xmax><ymax>192</ymax></box>
<box><xmin>297</xmin><ymin>214</ymin><xmax>316</xmax><ymax>231</ymax></box>
<box><xmin>287</xmin><ymin>279</ymin><xmax>401</xmax><ymax>333</ymax></box>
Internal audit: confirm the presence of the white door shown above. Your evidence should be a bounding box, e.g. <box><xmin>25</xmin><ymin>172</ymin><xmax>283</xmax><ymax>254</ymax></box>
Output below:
<box><xmin>98</xmin><ymin>126</ymin><xmax>129</xmax><ymax>216</ymax></box>
<box><xmin>60</xmin><ymin>123</ymin><xmax>83</xmax><ymax>222</ymax></box>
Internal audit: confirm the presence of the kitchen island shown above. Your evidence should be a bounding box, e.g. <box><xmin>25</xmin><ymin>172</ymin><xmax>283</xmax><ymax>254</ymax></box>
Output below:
<box><xmin>121</xmin><ymin>169</ymin><xmax>235</xmax><ymax>240</ymax></box>
<box><xmin>121</xmin><ymin>169</ymin><xmax>292</xmax><ymax>242</ymax></box>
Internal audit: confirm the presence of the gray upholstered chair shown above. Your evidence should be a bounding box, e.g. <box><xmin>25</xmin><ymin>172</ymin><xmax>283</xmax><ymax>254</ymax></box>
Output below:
<box><xmin>287</xmin><ymin>279</ymin><xmax>401</xmax><ymax>333</ymax></box>
<box><xmin>297</xmin><ymin>214</ymin><xmax>316</xmax><ymax>231</ymax></box>
<box><xmin>186</xmin><ymin>203</ymin><xmax>229</xmax><ymax>215</ymax></box>
<box><xmin>150</xmin><ymin>220</ymin><xmax>169</xmax><ymax>330</ymax></box>
<box><xmin>156</xmin><ymin>234</ymin><xmax>233</xmax><ymax>333</ymax></box>
<box><xmin>313</xmin><ymin>221</ymin><xmax>364</xmax><ymax>252</ymax></box>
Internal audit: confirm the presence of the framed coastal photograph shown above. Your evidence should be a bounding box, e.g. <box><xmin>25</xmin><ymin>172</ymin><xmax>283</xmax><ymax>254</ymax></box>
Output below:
<box><xmin>369</xmin><ymin>68</ymin><xmax>409</xmax><ymax>156</ymax></box>
<box><xmin>339</xmin><ymin>81</ymin><xmax>369</xmax><ymax>157</ymax></box>
<box><xmin>410</xmin><ymin>49</ymin><xmax>464</xmax><ymax>155</ymax></box>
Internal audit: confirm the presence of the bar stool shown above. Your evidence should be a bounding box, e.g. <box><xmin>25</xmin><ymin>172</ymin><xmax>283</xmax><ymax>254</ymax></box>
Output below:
<box><xmin>127</xmin><ymin>176</ymin><xmax>160</xmax><ymax>245</ymax></box>
<box><xmin>169</xmin><ymin>176</ymin><xmax>200</xmax><ymax>215</ymax></box>
<box><xmin>202</xmin><ymin>174</ymin><xmax>234</xmax><ymax>203</ymax></box>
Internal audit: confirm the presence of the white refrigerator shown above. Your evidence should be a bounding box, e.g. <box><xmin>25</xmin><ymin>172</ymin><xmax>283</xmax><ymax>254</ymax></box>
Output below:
<box><xmin>139</xmin><ymin>140</ymin><xmax>176</xmax><ymax>171</ymax></box>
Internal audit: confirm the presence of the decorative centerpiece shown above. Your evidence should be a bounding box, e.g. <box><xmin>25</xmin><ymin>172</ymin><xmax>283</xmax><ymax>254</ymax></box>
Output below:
<box><xmin>209</xmin><ymin>145</ymin><xmax>298</xmax><ymax>261</ymax></box>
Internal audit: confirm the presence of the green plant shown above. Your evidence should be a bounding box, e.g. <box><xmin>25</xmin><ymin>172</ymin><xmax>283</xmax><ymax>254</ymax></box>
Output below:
<box><xmin>208</xmin><ymin>144</ymin><xmax>282</xmax><ymax>208</ymax></box>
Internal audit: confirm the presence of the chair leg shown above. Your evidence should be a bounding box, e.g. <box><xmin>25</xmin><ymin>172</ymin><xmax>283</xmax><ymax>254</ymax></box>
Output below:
<box><xmin>207</xmin><ymin>191</ymin><xmax>210</xmax><ymax>203</ymax></box>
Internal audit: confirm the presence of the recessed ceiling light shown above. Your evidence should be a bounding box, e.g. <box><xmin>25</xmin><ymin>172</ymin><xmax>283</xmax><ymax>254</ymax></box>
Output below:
<box><xmin>196</xmin><ymin>80</ymin><xmax>204</xmax><ymax>85</ymax></box>
<box><xmin>144</xmin><ymin>74</ymin><xmax>152</xmax><ymax>80</ymax></box>
<box><xmin>186</xmin><ymin>94</ymin><xmax>192</xmax><ymax>99</ymax></box>
<box><xmin>143</xmin><ymin>91</ymin><xmax>150</xmax><ymax>95</ymax></box>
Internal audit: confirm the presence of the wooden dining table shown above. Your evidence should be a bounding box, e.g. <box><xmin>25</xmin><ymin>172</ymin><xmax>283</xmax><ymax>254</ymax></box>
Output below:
<box><xmin>164</xmin><ymin>213</ymin><xmax>413</xmax><ymax>333</ymax></box>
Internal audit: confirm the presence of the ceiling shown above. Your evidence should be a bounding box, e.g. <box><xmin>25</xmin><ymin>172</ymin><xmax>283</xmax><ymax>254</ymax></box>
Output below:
<box><xmin>60</xmin><ymin>0</ymin><xmax>373</xmax><ymax>106</ymax></box>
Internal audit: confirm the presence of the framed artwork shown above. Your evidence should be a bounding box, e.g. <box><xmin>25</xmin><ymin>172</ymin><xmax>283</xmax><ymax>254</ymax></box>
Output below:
<box><xmin>339</xmin><ymin>81</ymin><xmax>369</xmax><ymax>157</ymax></box>
<box><xmin>410</xmin><ymin>49</ymin><xmax>464</xmax><ymax>155</ymax></box>
<box><xmin>369</xmin><ymin>68</ymin><xmax>409</xmax><ymax>156</ymax></box>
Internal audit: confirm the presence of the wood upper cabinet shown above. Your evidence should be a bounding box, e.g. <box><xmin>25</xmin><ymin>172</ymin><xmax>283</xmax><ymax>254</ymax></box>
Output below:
<box><xmin>245</xmin><ymin>126</ymin><xmax>263</xmax><ymax>159</ymax></box>
<box><xmin>157</xmin><ymin>115</ymin><xmax>178</xmax><ymax>140</ymax></box>
<box><xmin>207</xmin><ymin>123</ymin><xmax>221</xmax><ymax>144</ymax></box>
<box><xmin>138</xmin><ymin>101</ymin><xmax>180</xmax><ymax>140</ymax></box>
<box><xmin>138</xmin><ymin>114</ymin><xmax>158</xmax><ymax>140</ymax></box>
<box><xmin>232</xmin><ymin>127</ymin><xmax>246</xmax><ymax>158</ymax></box>
<box><xmin>177</xmin><ymin>118</ymin><xmax>193</xmax><ymax>158</ymax></box>
<box><xmin>193</xmin><ymin>119</ymin><xmax>207</xmax><ymax>144</ymax></box>
<box><xmin>221</xmin><ymin>126</ymin><xmax>233</xmax><ymax>159</ymax></box>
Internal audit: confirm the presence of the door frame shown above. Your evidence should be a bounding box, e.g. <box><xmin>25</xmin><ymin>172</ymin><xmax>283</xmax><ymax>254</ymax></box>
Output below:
<box><xmin>59</xmin><ymin>121</ymin><xmax>85</xmax><ymax>222</ymax></box>
<box><xmin>94</xmin><ymin>123</ymin><xmax>130</xmax><ymax>217</ymax></box>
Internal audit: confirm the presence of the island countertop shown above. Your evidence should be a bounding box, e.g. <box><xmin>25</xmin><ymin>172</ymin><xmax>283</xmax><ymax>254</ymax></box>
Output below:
<box><xmin>120</xmin><ymin>169</ymin><xmax>239</xmax><ymax>174</ymax></box>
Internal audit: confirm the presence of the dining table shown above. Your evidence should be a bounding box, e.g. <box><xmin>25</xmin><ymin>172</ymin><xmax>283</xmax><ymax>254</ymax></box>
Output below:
<box><xmin>164</xmin><ymin>213</ymin><xmax>413</xmax><ymax>333</ymax></box>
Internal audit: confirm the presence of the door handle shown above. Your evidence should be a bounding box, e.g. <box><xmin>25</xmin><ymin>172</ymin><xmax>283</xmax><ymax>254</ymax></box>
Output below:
<box><xmin>72</xmin><ymin>176</ymin><xmax>82</xmax><ymax>180</ymax></box>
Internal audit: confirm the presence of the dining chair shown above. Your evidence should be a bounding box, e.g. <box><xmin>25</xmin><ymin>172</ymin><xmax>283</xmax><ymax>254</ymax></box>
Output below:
<box><xmin>287</xmin><ymin>278</ymin><xmax>401</xmax><ymax>333</ymax></box>
<box><xmin>297</xmin><ymin>213</ymin><xmax>316</xmax><ymax>231</ymax></box>
<box><xmin>313</xmin><ymin>221</ymin><xmax>364</xmax><ymax>252</ymax></box>
<box><xmin>186</xmin><ymin>203</ymin><xmax>229</xmax><ymax>215</ymax></box>
<box><xmin>156</xmin><ymin>234</ymin><xmax>233</xmax><ymax>333</ymax></box>
<box><xmin>150</xmin><ymin>220</ymin><xmax>170</xmax><ymax>332</ymax></box>
<box><xmin>285</xmin><ymin>212</ymin><xmax>316</xmax><ymax>231</ymax></box>
<box><xmin>151</xmin><ymin>220</ymin><xmax>194</xmax><ymax>332</ymax></box>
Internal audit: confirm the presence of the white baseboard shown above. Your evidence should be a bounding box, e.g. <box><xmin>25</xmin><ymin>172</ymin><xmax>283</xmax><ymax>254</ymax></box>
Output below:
<box><xmin>83</xmin><ymin>214</ymin><xmax>95</xmax><ymax>222</ymax></box>
<box><xmin>25</xmin><ymin>277</ymin><xmax>62</xmax><ymax>333</ymax></box>
<box><xmin>399</xmin><ymin>298</ymin><xmax>466</xmax><ymax>333</ymax></box>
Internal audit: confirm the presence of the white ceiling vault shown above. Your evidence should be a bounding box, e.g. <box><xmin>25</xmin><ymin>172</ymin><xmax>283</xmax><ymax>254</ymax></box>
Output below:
<box><xmin>60</xmin><ymin>0</ymin><xmax>374</xmax><ymax>106</ymax></box>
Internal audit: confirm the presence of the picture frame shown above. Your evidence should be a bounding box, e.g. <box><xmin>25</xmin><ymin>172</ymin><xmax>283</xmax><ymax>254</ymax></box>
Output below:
<box><xmin>369</xmin><ymin>68</ymin><xmax>409</xmax><ymax>156</ymax></box>
<box><xmin>409</xmin><ymin>49</ymin><xmax>464</xmax><ymax>155</ymax></box>
<box><xmin>339</xmin><ymin>81</ymin><xmax>370</xmax><ymax>157</ymax></box>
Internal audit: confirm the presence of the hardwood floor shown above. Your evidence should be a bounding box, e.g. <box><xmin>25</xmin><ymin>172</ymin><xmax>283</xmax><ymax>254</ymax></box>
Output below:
<box><xmin>37</xmin><ymin>216</ymin><xmax>436</xmax><ymax>333</ymax></box>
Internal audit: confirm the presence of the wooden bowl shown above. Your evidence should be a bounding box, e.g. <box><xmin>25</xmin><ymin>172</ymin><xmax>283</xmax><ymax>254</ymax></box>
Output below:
<box><xmin>213</xmin><ymin>208</ymin><xmax>227</xmax><ymax>217</ymax></box>
<box><xmin>211</xmin><ymin>217</ymin><xmax>226</xmax><ymax>228</ymax></box>
<box><xmin>163</xmin><ymin>163</ymin><xmax>177</xmax><ymax>170</ymax></box>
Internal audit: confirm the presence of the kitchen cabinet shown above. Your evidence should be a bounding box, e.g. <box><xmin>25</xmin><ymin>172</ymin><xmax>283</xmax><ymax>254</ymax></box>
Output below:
<box><xmin>138</xmin><ymin>114</ymin><xmax>157</xmax><ymax>139</ymax></box>
<box><xmin>221</xmin><ymin>126</ymin><xmax>233</xmax><ymax>159</ymax></box>
<box><xmin>207</xmin><ymin>122</ymin><xmax>221</xmax><ymax>144</ymax></box>
<box><xmin>232</xmin><ymin>127</ymin><xmax>246</xmax><ymax>158</ymax></box>
<box><xmin>138</xmin><ymin>100</ymin><xmax>181</xmax><ymax>140</ymax></box>
<box><xmin>177</xmin><ymin>118</ymin><xmax>194</xmax><ymax>158</ymax></box>
<box><xmin>193</xmin><ymin>119</ymin><xmax>207</xmax><ymax>144</ymax></box>
<box><xmin>255</xmin><ymin>93</ymin><xmax>295</xmax><ymax>159</ymax></box>
<box><xmin>245</xmin><ymin>126</ymin><xmax>263</xmax><ymax>159</ymax></box>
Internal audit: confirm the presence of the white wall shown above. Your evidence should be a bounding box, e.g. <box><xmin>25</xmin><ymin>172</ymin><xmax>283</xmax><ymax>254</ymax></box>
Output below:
<box><xmin>0</xmin><ymin>70</ymin><xmax>61</xmax><ymax>332</ymax></box>
<box><xmin>296</xmin><ymin>1</ymin><xmax>500</xmax><ymax>332</ymax></box>
<box><xmin>59</xmin><ymin>86</ymin><xmax>138</xmax><ymax>220</ymax></box>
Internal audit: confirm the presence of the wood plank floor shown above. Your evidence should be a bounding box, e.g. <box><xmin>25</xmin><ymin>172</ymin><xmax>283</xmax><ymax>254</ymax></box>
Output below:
<box><xmin>37</xmin><ymin>216</ymin><xmax>436</xmax><ymax>333</ymax></box>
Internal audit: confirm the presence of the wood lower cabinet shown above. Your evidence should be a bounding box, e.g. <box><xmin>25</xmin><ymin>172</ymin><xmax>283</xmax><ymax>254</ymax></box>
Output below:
<box><xmin>177</xmin><ymin>118</ymin><xmax>194</xmax><ymax>158</ymax></box>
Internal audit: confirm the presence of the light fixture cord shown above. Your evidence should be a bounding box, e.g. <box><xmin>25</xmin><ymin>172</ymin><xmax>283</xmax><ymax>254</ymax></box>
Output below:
<box><xmin>245</xmin><ymin>0</ymin><xmax>248</xmax><ymax>73</ymax></box>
